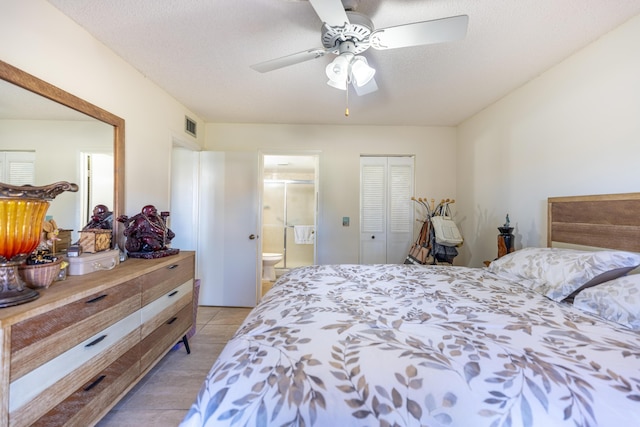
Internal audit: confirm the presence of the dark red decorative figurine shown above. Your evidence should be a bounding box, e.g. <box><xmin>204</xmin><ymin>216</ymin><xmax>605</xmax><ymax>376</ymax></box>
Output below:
<box><xmin>82</xmin><ymin>204</ymin><xmax>113</xmax><ymax>230</ymax></box>
<box><xmin>117</xmin><ymin>205</ymin><xmax>178</xmax><ymax>259</ymax></box>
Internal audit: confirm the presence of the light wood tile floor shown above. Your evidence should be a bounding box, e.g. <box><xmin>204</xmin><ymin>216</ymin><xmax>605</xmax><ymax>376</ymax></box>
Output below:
<box><xmin>96</xmin><ymin>306</ymin><xmax>252</xmax><ymax>427</ymax></box>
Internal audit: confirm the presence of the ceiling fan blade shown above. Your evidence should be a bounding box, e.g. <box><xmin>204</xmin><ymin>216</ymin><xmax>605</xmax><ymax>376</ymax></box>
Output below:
<box><xmin>308</xmin><ymin>0</ymin><xmax>350</xmax><ymax>28</ymax></box>
<box><xmin>370</xmin><ymin>15</ymin><xmax>468</xmax><ymax>50</ymax></box>
<box><xmin>250</xmin><ymin>48</ymin><xmax>330</xmax><ymax>73</ymax></box>
<box><xmin>353</xmin><ymin>77</ymin><xmax>378</xmax><ymax>96</ymax></box>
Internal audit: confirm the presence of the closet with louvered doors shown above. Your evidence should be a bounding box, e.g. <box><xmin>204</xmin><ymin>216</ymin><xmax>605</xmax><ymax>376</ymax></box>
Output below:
<box><xmin>359</xmin><ymin>156</ymin><xmax>414</xmax><ymax>264</ymax></box>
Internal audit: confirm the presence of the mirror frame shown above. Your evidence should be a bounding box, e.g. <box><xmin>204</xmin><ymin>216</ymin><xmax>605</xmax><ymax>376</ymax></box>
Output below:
<box><xmin>0</xmin><ymin>59</ymin><xmax>125</xmax><ymax>248</ymax></box>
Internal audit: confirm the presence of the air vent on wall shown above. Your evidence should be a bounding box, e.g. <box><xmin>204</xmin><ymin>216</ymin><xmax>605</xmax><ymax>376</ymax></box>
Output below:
<box><xmin>185</xmin><ymin>116</ymin><xmax>197</xmax><ymax>137</ymax></box>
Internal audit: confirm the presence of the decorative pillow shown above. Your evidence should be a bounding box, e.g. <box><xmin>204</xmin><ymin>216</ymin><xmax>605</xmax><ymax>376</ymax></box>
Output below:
<box><xmin>573</xmin><ymin>274</ymin><xmax>640</xmax><ymax>329</ymax></box>
<box><xmin>487</xmin><ymin>247</ymin><xmax>640</xmax><ymax>302</ymax></box>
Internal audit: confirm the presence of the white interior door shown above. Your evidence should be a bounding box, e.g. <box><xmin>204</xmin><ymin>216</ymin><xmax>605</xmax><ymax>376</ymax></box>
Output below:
<box><xmin>360</xmin><ymin>156</ymin><xmax>414</xmax><ymax>264</ymax></box>
<box><xmin>198</xmin><ymin>151</ymin><xmax>260</xmax><ymax>307</ymax></box>
<box><xmin>169</xmin><ymin>146</ymin><xmax>199</xmax><ymax>252</ymax></box>
<box><xmin>360</xmin><ymin>157</ymin><xmax>387</xmax><ymax>264</ymax></box>
<box><xmin>80</xmin><ymin>151</ymin><xmax>114</xmax><ymax>227</ymax></box>
<box><xmin>386</xmin><ymin>157</ymin><xmax>414</xmax><ymax>263</ymax></box>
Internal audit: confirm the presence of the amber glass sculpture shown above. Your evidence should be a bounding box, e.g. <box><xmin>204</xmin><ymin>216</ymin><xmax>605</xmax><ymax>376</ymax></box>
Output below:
<box><xmin>0</xmin><ymin>199</ymin><xmax>49</xmax><ymax>259</ymax></box>
<box><xmin>0</xmin><ymin>182</ymin><xmax>78</xmax><ymax>308</ymax></box>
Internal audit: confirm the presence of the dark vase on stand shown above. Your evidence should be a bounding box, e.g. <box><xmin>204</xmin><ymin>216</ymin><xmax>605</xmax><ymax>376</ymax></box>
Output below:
<box><xmin>497</xmin><ymin>226</ymin><xmax>514</xmax><ymax>258</ymax></box>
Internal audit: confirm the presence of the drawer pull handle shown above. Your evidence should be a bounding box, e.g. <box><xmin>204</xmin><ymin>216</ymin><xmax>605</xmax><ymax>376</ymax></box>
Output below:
<box><xmin>168</xmin><ymin>290</ymin><xmax>178</xmax><ymax>297</ymax></box>
<box><xmin>168</xmin><ymin>264</ymin><xmax>179</xmax><ymax>270</ymax></box>
<box><xmin>84</xmin><ymin>375</ymin><xmax>106</xmax><ymax>392</ymax></box>
<box><xmin>86</xmin><ymin>294</ymin><xmax>108</xmax><ymax>304</ymax></box>
<box><xmin>85</xmin><ymin>335</ymin><xmax>107</xmax><ymax>348</ymax></box>
<box><xmin>167</xmin><ymin>317</ymin><xmax>178</xmax><ymax>325</ymax></box>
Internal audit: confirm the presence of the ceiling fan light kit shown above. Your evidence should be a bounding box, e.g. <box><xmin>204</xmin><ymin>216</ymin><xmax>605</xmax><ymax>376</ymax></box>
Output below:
<box><xmin>350</xmin><ymin>56</ymin><xmax>375</xmax><ymax>87</ymax></box>
<box><xmin>325</xmin><ymin>50</ymin><xmax>375</xmax><ymax>90</ymax></box>
<box><xmin>325</xmin><ymin>53</ymin><xmax>352</xmax><ymax>89</ymax></box>
<box><xmin>251</xmin><ymin>0</ymin><xmax>468</xmax><ymax>113</ymax></box>
<box><xmin>327</xmin><ymin>75</ymin><xmax>347</xmax><ymax>90</ymax></box>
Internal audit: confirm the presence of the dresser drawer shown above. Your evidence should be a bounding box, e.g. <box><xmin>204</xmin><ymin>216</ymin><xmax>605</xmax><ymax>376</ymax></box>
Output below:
<box><xmin>9</xmin><ymin>311</ymin><xmax>140</xmax><ymax>424</ymax></box>
<box><xmin>140</xmin><ymin>279</ymin><xmax>193</xmax><ymax>338</ymax></box>
<box><xmin>140</xmin><ymin>303</ymin><xmax>192</xmax><ymax>372</ymax></box>
<box><xmin>140</xmin><ymin>255</ymin><xmax>194</xmax><ymax>306</ymax></box>
<box><xmin>10</xmin><ymin>279</ymin><xmax>141</xmax><ymax>381</ymax></box>
<box><xmin>30</xmin><ymin>344</ymin><xmax>140</xmax><ymax>427</ymax></box>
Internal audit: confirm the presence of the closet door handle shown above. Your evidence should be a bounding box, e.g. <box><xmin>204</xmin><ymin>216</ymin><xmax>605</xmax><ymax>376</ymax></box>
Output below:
<box><xmin>371</xmin><ymin>235</ymin><xmax>375</xmax><ymax>239</ymax></box>
<box><xmin>249</xmin><ymin>234</ymin><xmax>259</xmax><ymax>240</ymax></box>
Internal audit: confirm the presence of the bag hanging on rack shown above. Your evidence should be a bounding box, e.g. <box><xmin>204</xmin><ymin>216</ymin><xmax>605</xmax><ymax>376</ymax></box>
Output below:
<box><xmin>404</xmin><ymin>219</ymin><xmax>430</xmax><ymax>265</ymax></box>
<box><xmin>405</xmin><ymin>242</ymin><xmax>430</xmax><ymax>265</ymax></box>
<box><xmin>431</xmin><ymin>204</ymin><xmax>463</xmax><ymax>247</ymax></box>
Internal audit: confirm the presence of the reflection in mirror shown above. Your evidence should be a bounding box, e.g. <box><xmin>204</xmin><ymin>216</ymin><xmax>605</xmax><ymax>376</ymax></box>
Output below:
<box><xmin>0</xmin><ymin>80</ymin><xmax>113</xmax><ymax>241</ymax></box>
<box><xmin>0</xmin><ymin>60</ymin><xmax>125</xmax><ymax>249</ymax></box>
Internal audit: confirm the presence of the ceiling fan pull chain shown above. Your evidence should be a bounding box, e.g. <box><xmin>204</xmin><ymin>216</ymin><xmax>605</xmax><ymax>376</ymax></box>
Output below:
<box><xmin>345</xmin><ymin>76</ymin><xmax>350</xmax><ymax>117</ymax></box>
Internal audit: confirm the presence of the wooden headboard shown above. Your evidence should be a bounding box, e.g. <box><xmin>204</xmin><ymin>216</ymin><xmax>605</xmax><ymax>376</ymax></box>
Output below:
<box><xmin>547</xmin><ymin>192</ymin><xmax>640</xmax><ymax>252</ymax></box>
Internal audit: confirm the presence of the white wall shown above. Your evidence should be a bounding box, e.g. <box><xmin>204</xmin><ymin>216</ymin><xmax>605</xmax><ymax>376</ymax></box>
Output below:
<box><xmin>457</xmin><ymin>14</ymin><xmax>640</xmax><ymax>267</ymax></box>
<box><xmin>205</xmin><ymin>124</ymin><xmax>457</xmax><ymax>265</ymax></box>
<box><xmin>0</xmin><ymin>119</ymin><xmax>112</xmax><ymax>231</ymax></box>
<box><xmin>0</xmin><ymin>0</ymin><xmax>204</xmax><ymax>218</ymax></box>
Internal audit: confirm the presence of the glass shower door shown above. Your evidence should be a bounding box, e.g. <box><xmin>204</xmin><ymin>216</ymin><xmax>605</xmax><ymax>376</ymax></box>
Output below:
<box><xmin>284</xmin><ymin>182</ymin><xmax>315</xmax><ymax>269</ymax></box>
<box><xmin>262</xmin><ymin>181</ymin><xmax>285</xmax><ymax>268</ymax></box>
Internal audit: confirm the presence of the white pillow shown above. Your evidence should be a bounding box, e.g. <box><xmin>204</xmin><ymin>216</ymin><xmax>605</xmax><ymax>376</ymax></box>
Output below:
<box><xmin>573</xmin><ymin>274</ymin><xmax>640</xmax><ymax>329</ymax></box>
<box><xmin>487</xmin><ymin>247</ymin><xmax>640</xmax><ymax>302</ymax></box>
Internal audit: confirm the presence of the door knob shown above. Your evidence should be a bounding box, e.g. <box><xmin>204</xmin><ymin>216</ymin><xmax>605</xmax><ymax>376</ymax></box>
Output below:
<box><xmin>371</xmin><ymin>235</ymin><xmax>375</xmax><ymax>239</ymax></box>
<box><xmin>249</xmin><ymin>234</ymin><xmax>258</xmax><ymax>240</ymax></box>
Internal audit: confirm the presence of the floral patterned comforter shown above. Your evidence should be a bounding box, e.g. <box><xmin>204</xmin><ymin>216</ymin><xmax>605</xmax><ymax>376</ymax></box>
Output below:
<box><xmin>181</xmin><ymin>264</ymin><xmax>640</xmax><ymax>427</ymax></box>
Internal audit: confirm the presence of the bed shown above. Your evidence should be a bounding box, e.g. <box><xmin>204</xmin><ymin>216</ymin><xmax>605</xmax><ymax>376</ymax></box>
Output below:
<box><xmin>181</xmin><ymin>193</ymin><xmax>640</xmax><ymax>426</ymax></box>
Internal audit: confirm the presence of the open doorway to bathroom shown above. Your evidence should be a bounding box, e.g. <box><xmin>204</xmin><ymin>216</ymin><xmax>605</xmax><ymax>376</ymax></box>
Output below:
<box><xmin>262</xmin><ymin>154</ymin><xmax>318</xmax><ymax>290</ymax></box>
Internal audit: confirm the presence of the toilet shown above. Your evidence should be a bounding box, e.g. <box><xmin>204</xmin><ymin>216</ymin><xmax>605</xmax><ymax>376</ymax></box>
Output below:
<box><xmin>262</xmin><ymin>253</ymin><xmax>283</xmax><ymax>281</ymax></box>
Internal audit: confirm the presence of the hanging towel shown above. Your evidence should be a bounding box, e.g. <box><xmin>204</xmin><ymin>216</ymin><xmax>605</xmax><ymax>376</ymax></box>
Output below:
<box><xmin>294</xmin><ymin>225</ymin><xmax>315</xmax><ymax>244</ymax></box>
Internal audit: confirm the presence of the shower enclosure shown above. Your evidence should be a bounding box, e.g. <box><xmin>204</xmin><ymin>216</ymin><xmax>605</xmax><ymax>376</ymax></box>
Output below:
<box><xmin>262</xmin><ymin>179</ymin><xmax>315</xmax><ymax>270</ymax></box>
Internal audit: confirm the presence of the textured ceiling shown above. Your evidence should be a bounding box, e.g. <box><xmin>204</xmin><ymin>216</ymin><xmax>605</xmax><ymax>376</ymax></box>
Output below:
<box><xmin>47</xmin><ymin>0</ymin><xmax>640</xmax><ymax>126</ymax></box>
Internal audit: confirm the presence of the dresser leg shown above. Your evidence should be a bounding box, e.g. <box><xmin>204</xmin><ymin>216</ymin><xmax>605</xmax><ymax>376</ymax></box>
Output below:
<box><xmin>181</xmin><ymin>335</ymin><xmax>191</xmax><ymax>354</ymax></box>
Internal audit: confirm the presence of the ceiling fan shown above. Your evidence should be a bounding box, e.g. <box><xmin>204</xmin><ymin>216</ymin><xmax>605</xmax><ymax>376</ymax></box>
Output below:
<box><xmin>251</xmin><ymin>0</ymin><xmax>468</xmax><ymax>97</ymax></box>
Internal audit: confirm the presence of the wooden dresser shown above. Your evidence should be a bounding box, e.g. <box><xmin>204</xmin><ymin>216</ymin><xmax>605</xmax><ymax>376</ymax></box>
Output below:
<box><xmin>0</xmin><ymin>251</ymin><xmax>195</xmax><ymax>427</ymax></box>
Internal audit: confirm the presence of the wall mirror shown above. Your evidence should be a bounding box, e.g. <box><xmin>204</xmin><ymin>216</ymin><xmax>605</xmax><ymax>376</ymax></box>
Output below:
<box><xmin>0</xmin><ymin>60</ymin><xmax>124</xmax><ymax>247</ymax></box>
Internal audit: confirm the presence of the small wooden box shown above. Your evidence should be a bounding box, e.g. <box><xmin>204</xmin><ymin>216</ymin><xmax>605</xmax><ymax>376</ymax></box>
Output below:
<box><xmin>42</xmin><ymin>229</ymin><xmax>73</xmax><ymax>254</ymax></box>
<box><xmin>79</xmin><ymin>229</ymin><xmax>112</xmax><ymax>253</ymax></box>
<box><xmin>53</xmin><ymin>229</ymin><xmax>72</xmax><ymax>254</ymax></box>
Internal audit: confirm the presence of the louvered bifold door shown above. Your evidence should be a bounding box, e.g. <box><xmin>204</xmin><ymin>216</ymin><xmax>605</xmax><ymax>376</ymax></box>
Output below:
<box><xmin>360</xmin><ymin>157</ymin><xmax>387</xmax><ymax>264</ymax></box>
<box><xmin>0</xmin><ymin>151</ymin><xmax>35</xmax><ymax>185</ymax></box>
<box><xmin>387</xmin><ymin>157</ymin><xmax>414</xmax><ymax>264</ymax></box>
<box><xmin>360</xmin><ymin>156</ymin><xmax>414</xmax><ymax>264</ymax></box>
